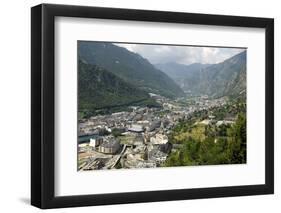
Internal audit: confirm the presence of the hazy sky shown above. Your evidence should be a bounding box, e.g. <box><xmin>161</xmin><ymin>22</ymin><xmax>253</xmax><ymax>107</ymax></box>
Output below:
<box><xmin>115</xmin><ymin>43</ymin><xmax>245</xmax><ymax>65</ymax></box>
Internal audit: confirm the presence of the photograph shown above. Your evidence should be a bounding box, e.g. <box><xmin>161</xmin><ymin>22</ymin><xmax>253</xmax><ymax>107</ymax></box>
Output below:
<box><xmin>29</xmin><ymin>2</ymin><xmax>274</xmax><ymax>209</ymax></box>
<box><xmin>77</xmin><ymin>41</ymin><xmax>247</xmax><ymax>171</ymax></box>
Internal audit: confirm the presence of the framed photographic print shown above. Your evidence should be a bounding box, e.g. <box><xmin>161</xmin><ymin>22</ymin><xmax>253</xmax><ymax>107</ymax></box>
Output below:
<box><xmin>31</xmin><ymin>3</ymin><xmax>274</xmax><ymax>209</ymax></box>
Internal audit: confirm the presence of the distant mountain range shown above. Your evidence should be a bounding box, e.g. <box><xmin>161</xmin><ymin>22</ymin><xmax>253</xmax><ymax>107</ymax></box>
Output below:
<box><xmin>79</xmin><ymin>41</ymin><xmax>184</xmax><ymax>98</ymax></box>
<box><xmin>78</xmin><ymin>41</ymin><xmax>246</xmax><ymax>116</ymax></box>
<box><xmin>155</xmin><ymin>62</ymin><xmax>210</xmax><ymax>90</ymax></box>
<box><xmin>155</xmin><ymin>51</ymin><xmax>246</xmax><ymax>98</ymax></box>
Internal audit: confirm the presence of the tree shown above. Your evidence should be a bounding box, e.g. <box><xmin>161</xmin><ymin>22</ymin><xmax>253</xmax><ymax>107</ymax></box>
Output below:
<box><xmin>227</xmin><ymin>113</ymin><xmax>246</xmax><ymax>163</ymax></box>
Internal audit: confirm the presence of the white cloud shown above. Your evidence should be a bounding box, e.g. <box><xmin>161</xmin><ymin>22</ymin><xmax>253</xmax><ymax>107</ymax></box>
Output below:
<box><xmin>115</xmin><ymin>43</ymin><xmax>245</xmax><ymax>65</ymax></box>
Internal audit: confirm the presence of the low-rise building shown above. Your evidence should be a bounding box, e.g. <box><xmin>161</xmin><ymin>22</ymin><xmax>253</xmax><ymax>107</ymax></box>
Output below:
<box><xmin>148</xmin><ymin>149</ymin><xmax>167</xmax><ymax>164</ymax></box>
<box><xmin>89</xmin><ymin>137</ymin><xmax>103</xmax><ymax>147</ymax></box>
<box><xmin>216</xmin><ymin>120</ymin><xmax>235</xmax><ymax>126</ymax></box>
<box><xmin>128</xmin><ymin>124</ymin><xmax>144</xmax><ymax>133</ymax></box>
<box><xmin>98</xmin><ymin>137</ymin><xmax>121</xmax><ymax>154</ymax></box>
<box><xmin>146</xmin><ymin>120</ymin><xmax>161</xmax><ymax>132</ymax></box>
<box><xmin>150</xmin><ymin>133</ymin><xmax>168</xmax><ymax>145</ymax></box>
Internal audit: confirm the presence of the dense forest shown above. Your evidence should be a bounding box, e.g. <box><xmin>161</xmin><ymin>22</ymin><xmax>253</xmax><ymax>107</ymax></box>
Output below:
<box><xmin>78</xmin><ymin>60</ymin><xmax>159</xmax><ymax>118</ymax></box>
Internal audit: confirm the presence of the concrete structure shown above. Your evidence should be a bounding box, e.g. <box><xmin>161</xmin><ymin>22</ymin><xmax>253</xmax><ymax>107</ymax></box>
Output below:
<box><xmin>89</xmin><ymin>137</ymin><xmax>103</xmax><ymax>147</ymax></box>
<box><xmin>216</xmin><ymin>120</ymin><xmax>235</xmax><ymax>126</ymax></box>
<box><xmin>98</xmin><ymin>137</ymin><xmax>121</xmax><ymax>154</ymax></box>
<box><xmin>128</xmin><ymin>124</ymin><xmax>144</xmax><ymax>133</ymax></box>
<box><xmin>200</xmin><ymin>119</ymin><xmax>211</xmax><ymax>125</ymax></box>
<box><xmin>150</xmin><ymin>133</ymin><xmax>168</xmax><ymax>145</ymax></box>
<box><xmin>149</xmin><ymin>149</ymin><xmax>167</xmax><ymax>164</ymax></box>
<box><xmin>146</xmin><ymin>120</ymin><xmax>161</xmax><ymax>132</ymax></box>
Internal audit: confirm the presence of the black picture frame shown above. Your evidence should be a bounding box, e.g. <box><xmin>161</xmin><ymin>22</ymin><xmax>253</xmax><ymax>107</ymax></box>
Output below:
<box><xmin>31</xmin><ymin>3</ymin><xmax>274</xmax><ymax>209</ymax></box>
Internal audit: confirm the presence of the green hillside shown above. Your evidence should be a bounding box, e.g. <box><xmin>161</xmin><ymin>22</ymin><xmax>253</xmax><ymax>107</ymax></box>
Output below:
<box><xmin>78</xmin><ymin>41</ymin><xmax>184</xmax><ymax>98</ymax></box>
<box><xmin>78</xmin><ymin>60</ymin><xmax>158</xmax><ymax>117</ymax></box>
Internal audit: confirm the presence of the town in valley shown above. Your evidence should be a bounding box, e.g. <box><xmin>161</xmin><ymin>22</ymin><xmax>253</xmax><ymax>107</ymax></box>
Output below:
<box><xmin>78</xmin><ymin>41</ymin><xmax>247</xmax><ymax>171</ymax></box>
<box><xmin>78</xmin><ymin>94</ymin><xmax>245</xmax><ymax>171</ymax></box>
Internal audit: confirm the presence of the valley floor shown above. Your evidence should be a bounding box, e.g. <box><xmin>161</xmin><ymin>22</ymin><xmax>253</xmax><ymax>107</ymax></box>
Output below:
<box><xmin>78</xmin><ymin>95</ymin><xmax>246</xmax><ymax>171</ymax></box>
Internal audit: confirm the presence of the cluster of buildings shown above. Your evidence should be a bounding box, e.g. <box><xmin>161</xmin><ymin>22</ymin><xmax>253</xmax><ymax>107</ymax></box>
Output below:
<box><xmin>198</xmin><ymin>115</ymin><xmax>235</xmax><ymax>126</ymax></box>
<box><xmin>78</xmin><ymin>95</ymin><xmax>229</xmax><ymax>171</ymax></box>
